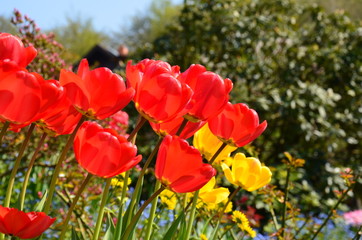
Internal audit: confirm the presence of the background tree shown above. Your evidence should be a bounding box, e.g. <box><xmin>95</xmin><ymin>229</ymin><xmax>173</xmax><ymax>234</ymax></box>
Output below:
<box><xmin>0</xmin><ymin>16</ymin><xmax>16</xmax><ymax>34</ymax></box>
<box><xmin>52</xmin><ymin>16</ymin><xmax>110</xmax><ymax>64</ymax></box>
<box><xmin>112</xmin><ymin>0</ymin><xmax>181</xmax><ymax>59</ymax></box>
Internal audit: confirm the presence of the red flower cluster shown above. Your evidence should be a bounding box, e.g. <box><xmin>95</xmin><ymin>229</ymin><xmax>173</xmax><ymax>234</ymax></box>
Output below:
<box><xmin>0</xmin><ymin>34</ymin><xmax>82</xmax><ymax>135</ymax></box>
<box><xmin>1</xmin><ymin>33</ymin><xmax>268</xmax><ymax>195</ymax></box>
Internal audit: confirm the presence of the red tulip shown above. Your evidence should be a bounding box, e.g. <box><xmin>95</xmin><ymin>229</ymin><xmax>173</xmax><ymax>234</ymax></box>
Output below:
<box><xmin>150</xmin><ymin>116</ymin><xmax>206</xmax><ymax>139</ymax></box>
<box><xmin>60</xmin><ymin>59</ymin><xmax>135</xmax><ymax>119</ymax></box>
<box><xmin>74</xmin><ymin>121</ymin><xmax>142</xmax><ymax>178</ymax></box>
<box><xmin>179</xmin><ymin>64</ymin><xmax>233</xmax><ymax>121</ymax></box>
<box><xmin>155</xmin><ymin>135</ymin><xmax>216</xmax><ymax>193</ymax></box>
<box><xmin>126</xmin><ymin>59</ymin><xmax>193</xmax><ymax>123</ymax></box>
<box><xmin>208</xmin><ymin>102</ymin><xmax>267</xmax><ymax>147</ymax></box>
<box><xmin>35</xmin><ymin>80</ymin><xmax>82</xmax><ymax>136</ymax></box>
<box><xmin>36</xmin><ymin>79</ymin><xmax>64</xmax><ymax>119</ymax></box>
<box><xmin>37</xmin><ymin>102</ymin><xmax>82</xmax><ymax>136</ymax></box>
<box><xmin>0</xmin><ymin>61</ymin><xmax>42</xmax><ymax>124</ymax></box>
<box><xmin>0</xmin><ymin>119</ymin><xmax>25</xmax><ymax>132</ymax></box>
<box><xmin>0</xmin><ymin>33</ymin><xmax>37</xmax><ymax>67</ymax></box>
<box><xmin>0</xmin><ymin>205</ymin><xmax>55</xmax><ymax>239</ymax></box>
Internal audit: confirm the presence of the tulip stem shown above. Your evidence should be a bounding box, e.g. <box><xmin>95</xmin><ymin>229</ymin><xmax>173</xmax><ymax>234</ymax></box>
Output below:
<box><xmin>209</xmin><ymin>142</ymin><xmax>227</xmax><ymax>165</ymax></box>
<box><xmin>210</xmin><ymin>186</ymin><xmax>241</xmax><ymax>240</ymax></box>
<box><xmin>59</xmin><ymin>173</ymin><xmax>93</xmax><ymax>240</ymax></box>
<box><xmin>144</xmin><ymin>180</ymin><xmax>162</xmax><ymax>240</ymax></box>
<box><xmin>127</xmin><ymin>116</ymin><xmax>146</xmax><ymax>142</ymax></box>
<box><xmin>123</xmin><ymin>137</ymin><xmax>163</xmax><ymax>230</ymax></box>
<box><xmin>175</xmin><ymin>118</ymin><xmax>188</xmax><ymax>136</ymax></box>
<box><xmin>122</xmin><ymin>186</ymin><xmax>165</xmax><ymax>240</ymax></box>
<box><xmin>114</xmin><ymin>170</ymin><xmax>131</xmax><ymax>240</ymax></box>
<box><xmin>19</xmin><ymin>132</ymin><xmax>47</xmax><ymax>211</ymax></box>
<box><xmin>43</xmin><ymin>116</ymin><xmax>86</xmax><ymax>214</ymax></box>
<box><xmin>185</xmin><ymin>189</ymin><xmax>200</xmax><ymax>239</ymax></box>
<box><xmin>0</xmin><ymin>121</ymin><xmax>10</xmax><ymax>146</ymax></box>
<box><xmin>93</xmin><ymin>177</ymin><xmax>112</xmax><ymax>240</ymax></box>
<box><xmin>3</xmin><ymin>123</ymin><xmax>35</xmax><ymax>208</ymax></box>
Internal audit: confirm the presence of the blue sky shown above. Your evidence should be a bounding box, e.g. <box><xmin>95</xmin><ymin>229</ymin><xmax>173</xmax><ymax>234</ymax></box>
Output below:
<box><xmin>0</xmin><ymin>0</ymin><xmax>182</xmax><ymax>35</ymax></box>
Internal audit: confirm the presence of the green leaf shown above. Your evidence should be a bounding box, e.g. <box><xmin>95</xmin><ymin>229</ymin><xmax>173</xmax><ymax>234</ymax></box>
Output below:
<box><xmin>34</xmin><ymin>190</ymin><xmax>48</xmax><ymax>212</ymax></box>
<box><xmin>71</xmin><ymin>227</ymin><xmax>82</xmax><ymax>240</ymax></box>
<box><xmin>177</xmin><ymin>214</ymin><xmax>187</xmax><ymax>240</ymax></box>
<box><xmin>104</xmin><ymin>212</ymin><xmax>115</xmax><ymax>240</ymax></box>
<box><xmin>162</xmin><ymin>211</ymin><xmax>185</xmax><ymax>240</ymax></box>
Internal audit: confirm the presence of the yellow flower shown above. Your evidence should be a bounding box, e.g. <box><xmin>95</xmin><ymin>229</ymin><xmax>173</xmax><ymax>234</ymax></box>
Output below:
<box><xmin>199</xmin><ymin>177</ymin><xmax>229</xmax><ymax>205</ymax></box>
<box><xmin>200</xmin><ymin>233</ymin><xmax>208</xmax><ymax>240</ymax></box>
<box><xmin>222</xmin><ymin>153</ymin><xmax>271</xmax><ymax>192</ymax></box>
<box><xmin>232</xmin><ymin>210</ymin><xmax>256</xmax><ymax>238</ymax></box>
<box><xmin>186</xmin><ymin>177</ymin><xmax>230</xmax><ymax>211</ymax></box>
<box><xmin>193</xmin><ymin>123</ymin><xmax>237</xmax><ymax>164</ymax></box>
<box><xmin>111</xmin><ymin>172</ymin><xmax>132</xmax><ymax>189</ymax></box>
<box><xmin>159</xmin><ymin>189</ymin><xmax>177</xmax><ymax>210</ymax></box>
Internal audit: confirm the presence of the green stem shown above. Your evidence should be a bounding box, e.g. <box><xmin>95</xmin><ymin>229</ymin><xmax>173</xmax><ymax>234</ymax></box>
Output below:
<box><xmin>3</xmin><ymin>123</ymin><xmax>35</xmax><ymax>207</ymax></box>
<box><xmin>127</xmin><ymin>116</ymin><xmax>146</xmax><ymax>142</ymax></box>
<box><xmin>113</xmin><ymin>116</ymin><xmax>146</xmax><ymax>238</ymax></box>
<box><xmin>93</xmin><ymin>178</ymin><xmax>112</xmax><ymax>240</ymax></box>
<box><xmin>294</xmin><ymin>216</ymin><xmax>310</xmax><ymax>239</ymax></box>
<box><xmin>210</xmin><ymin>186</ymin><xmax>241</xmax><ymax>240</ymax></box>
<box><xmin>43</xmin><ymin>116</ymin><xmax>86</xmax><ymax>214</ymax></box>
<box><xmin>175</xmin><ymin>118</ymin><xmax>188</xmax><ymax>136</ymax></box>
<box><xmin>310</xmin><ymin>181</ymin><xmax>356</xmax><ymax>240</ymax></box>
<box><xmin>55</xmin><ymin>189</ymin><xmax>94</xmax><ymax>236</ymax></box>
<box><xmin>268</xmin><ymin>202</ymin><xmax>280</xmax><ymax>231</ymax></box>
<box><xmin>59</xmin><ymin>173</ymin><xmax>92</xmax><ymax>240</ymax></box>
<box><xmin>144</xmin><ymin>181</ymin><xmax>161</xmax><ymax>240</ymax></box>
<box><xmin>0</xmin><ymin>121</ymin><xmax>10</xmax><ymax>146</ymax></box>
<box><xmin>114</xmin><ymin>170</ymin><xmax>131</xmax><ymax>240</ymax></box>
<box><xmin>281</xmin><ymin>166</ymin><xmax>291</xmax><ymax>237</ymax></box>
<box><xmin>122</xmin><ymin>186</ymin><xmax>165</xmax><ymax>240</ymax></box>
<box><xmin>124</xmin><ymin>137</ymin><xmax>163</xmax><ymax>228</ymax></box>
<box><xmin>185</xmin><ymin>190</ymin><xmax>200</xmax><ymax>239</ymax></box>
<box><xmin>209</xmin><ymin>142</ymin><xmax>227</xmax><ymax>165</ymax></box>
<box><xmin>19</xmin><ymin>132</ymin><xmax>47</xmax><ymax>211</ymax></box>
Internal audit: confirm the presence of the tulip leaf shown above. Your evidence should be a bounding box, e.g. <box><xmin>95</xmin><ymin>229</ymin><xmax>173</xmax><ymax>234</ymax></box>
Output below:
<box><xmin>162</xmin><ymin>211</ymin><xmax>185</xmax><ymax>240</ymax></box>
<box><xmin>34</xmin><ymin>190</ymin><xmax>48</xmax><ymax>212</ymax></box>
<box><xmin>104</xmin><ymin>212</ymin><xmax>115</xmax><ymax>240</ymax></box>
<box><xmin>71</xmin><ymin>227</ymin><xmax>82</xmax><ymax>240</ymax></box>
<box><xmin>177</xmin><ymin>214</ymin><xmax>187</xmax><ymax>240</ymax></box>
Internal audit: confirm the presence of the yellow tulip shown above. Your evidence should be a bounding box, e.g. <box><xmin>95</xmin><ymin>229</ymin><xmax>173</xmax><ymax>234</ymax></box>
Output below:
<box><xmin>222</xmin><ymin>153</ymin><xmax>271</xmax><ymax>191</ymax></box>
<box><xmin>199</xmin><ymin>177</ymin><xmax>230</xmax><ymax>205</ymax></box>
<box><xmin>186</xmin><ymin>177</ymin><xmax>230</xmax><ymax>211</ymax></box>
<box><xmin>193</xmin><ymin>123</ymin><xmax>237</xmax><ymax>165</ymax></box>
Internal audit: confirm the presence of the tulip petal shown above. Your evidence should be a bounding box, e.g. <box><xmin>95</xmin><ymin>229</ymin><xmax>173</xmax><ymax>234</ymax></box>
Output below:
<box><xmin>16</xmin><ymin>212</ymin><xmax>56</xmax><ymax>239</ymax></box>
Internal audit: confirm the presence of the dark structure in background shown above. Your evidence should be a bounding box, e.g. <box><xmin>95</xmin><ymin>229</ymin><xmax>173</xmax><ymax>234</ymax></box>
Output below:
<box><xmin>74</xmin><ymin>44</ymin><xmax>129</xmax><ymax>71</ymax></box>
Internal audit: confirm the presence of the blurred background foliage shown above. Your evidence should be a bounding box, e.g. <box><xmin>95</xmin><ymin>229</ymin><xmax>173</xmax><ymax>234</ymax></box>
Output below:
<box><xmin>0</xmin><ymin>0</ymin><xmax>361</xmax><ymax>236</ymax></box>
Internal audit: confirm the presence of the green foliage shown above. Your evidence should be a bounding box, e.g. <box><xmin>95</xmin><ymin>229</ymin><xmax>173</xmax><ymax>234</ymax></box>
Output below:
<box><xmin>302</xmin><ymin>0</ymin><xmax>362</xmax><ymax>20</ymax></box>
<box><xmin>151</xmin><ymin>0</ymin><xmax>361</xmax><ymax>168</ymax></box>
<box><xmin>113</xmin><ymin>0</ymin><xmax>181</xmax><ymax>58</ymax></box>
<box><xmin>52</xmin><ymin>16</ymin><xmax>110</xmax><ymax>63</ymax></box>
<box><xmin>0</xmin><ymin>16</ymin><xmax>17</xmax><ymax>34</ymax></box>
